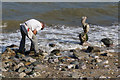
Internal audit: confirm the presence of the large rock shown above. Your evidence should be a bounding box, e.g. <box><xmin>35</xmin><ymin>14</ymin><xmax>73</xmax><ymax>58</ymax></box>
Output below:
<box><xmin>79</xmin><ymin>32</ymin><xmax>88</xmax><ymax>45</ymax></box>
<box><xmin>2</xmin><ymin>48</ymin><xmax>16</xmax><ymax>59</ymax></box>
<box><xmin>86</xmin><ymin>46</ymin><xmax>101</xmax><ymax>53</ymax></box>
<box><xmin>19</xmin><ymin>72</ymin><xmax>26</xmax><ymax>78</ymax></box>
<box><xmin>72</xmin><ymin>50</ymin><xmax>88</xmax><ymax>59</ymax></box>
<box><xmin>49</xmin><ymin>43</ymin><xmax>56</xmax><ymax>47</ymax></box>
<box><xmin>101</xmin><ymin>38</ymin><xmax>113</xmax><ymax>47</ymax></box>
<box><xmin>50</xmin><ymin>49</ymin><xmax>60</xmax><ymax>56</ymax></box>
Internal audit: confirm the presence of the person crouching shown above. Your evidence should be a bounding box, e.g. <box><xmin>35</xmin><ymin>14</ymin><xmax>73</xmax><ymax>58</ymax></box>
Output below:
<box><xmin>19</xmin><ymin>19</ymin><xmax>45</xmax><ymax>56</ymax></box>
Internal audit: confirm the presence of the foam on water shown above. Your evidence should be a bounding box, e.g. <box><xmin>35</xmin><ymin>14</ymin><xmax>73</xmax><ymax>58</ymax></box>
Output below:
<box><xmin>0</xmin><ymin>24</ymin><xmax>119</xmax><ymax>53</ymax></box>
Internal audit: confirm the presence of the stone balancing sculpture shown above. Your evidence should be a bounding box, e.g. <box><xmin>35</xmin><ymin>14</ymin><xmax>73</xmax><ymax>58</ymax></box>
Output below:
<box><xmin>79</xmin><ymin>16</ymin><xmax>90</xmax><ymax>45</ymax></box>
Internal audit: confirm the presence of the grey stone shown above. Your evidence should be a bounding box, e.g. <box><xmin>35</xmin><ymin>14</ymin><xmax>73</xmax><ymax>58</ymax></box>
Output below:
<box><xmin>70</xmin><ymin>61</ymin><xmax>79</xmax><ymax>65</ymax></box>
<box><xmin>18</xmin><ymin>67</ymin><xmax>27</xmax><ymax>73</ymax></box>
<box><xmin>73</xmin><ymin>51</ymin><xmax>88</xmax><ymax>59</ymax></box>
<box><xmin>86</xmin><ymin>46</ymin><xmax>100</xmax><ymax>53</ymax></box>
<box><xmin>25</xmin><ymin>69</ymin><xmax>32</xmax><ymax>74</ymax></box>
<box><xmin>71</xmin><ymin>72</ymin><xmax>79</xmax><ymax>78</ymax></box>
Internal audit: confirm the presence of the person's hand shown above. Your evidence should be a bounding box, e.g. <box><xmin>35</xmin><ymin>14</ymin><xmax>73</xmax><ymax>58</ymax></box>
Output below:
<box><xmin>33</xmin><ymin>29</ymin><xmax>37</xmax><ymax>35</ymax></box>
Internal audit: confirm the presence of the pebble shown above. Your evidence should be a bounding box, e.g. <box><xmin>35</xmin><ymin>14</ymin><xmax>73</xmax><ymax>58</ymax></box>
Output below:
<box><xmin>100</xmin><ymin>53</ymin><xmax>107</xmax><ymax>56</ymax></box>
<box><xmin>67</xmin><ymin>65</ymin><xmax>74</xmax><ymax>69</ymax></box>
<box><xmin>102</xmin><ymin>60</ymin><xmax>109</xmax><ymax>64</ymax></box>
<box><xmin>99</xmin><ymin>76</ymin><xmax>106</xmax><ymax>78</ymax></box>
<box><xmin>70</xmin><ymin>61</ymin><xmax>79</xmax><ymax>65</ymax></box>
<box><xmin>25</xmin><ymin>69</ymin><xmax>32</xmax><ymax>74</ymax></box>
<box><xmin>104</xmin><ymin>65</ymin><xmax>110</xmax><ymax>68</ymax></box>
<box><xmin>96</xmin><ymin>58</ymin><xmax>102</xmax><ymax>63</ymax></box>
<box><xmin>19</xmin><ymin>72</ymin><xmax>26</xmax><ymax>78</ymax></box>
<box><xmin>81</xmin><ymin>64</ymin><xmax>86</xmax><ymax>69</ymax></box>
<box><xmin>2</xmin><ymin>68</ymin><xmax>7</xmax><ymax>71</ymax></box>
<box><xmin>29</xmin><ymin>58</ymin><xmax>36</xmax><ymax>63</ymax></box>
<box><xmin>32</xmin><ymin>72</ymin><xmax>41</xmax><ymax>77</ymax></box>
<box><xmin>94</xmin><ymin>56</ymin><xmax>99</xmax><ymax>59</ymax></box>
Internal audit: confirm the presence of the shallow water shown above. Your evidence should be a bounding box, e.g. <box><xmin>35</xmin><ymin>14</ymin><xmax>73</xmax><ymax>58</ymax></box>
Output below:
<box><xmin>1</xmin><ymin>24</ymin><xmax>119</xmax><ymax>53</ymax></box>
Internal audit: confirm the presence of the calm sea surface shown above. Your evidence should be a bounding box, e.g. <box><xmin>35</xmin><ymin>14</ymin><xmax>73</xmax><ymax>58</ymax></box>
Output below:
<box><xmin>2</xmin><ymin>2</ymin><xmax>118</xmax><ymax>32</ymax></box>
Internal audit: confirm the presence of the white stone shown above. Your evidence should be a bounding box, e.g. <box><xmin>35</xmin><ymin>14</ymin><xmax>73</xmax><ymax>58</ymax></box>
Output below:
<box><xmin>29</xmin><ymin>58</ymin><xmax>36</xmax><ymax>63</ymax></box>
<box><xmin>19</xmin><ymin>72</ymin><xmax>26</xmax><ymax>78</ymax></box>
<box><xmin>18</xmin><ymin>62</ymin><xmax>24</xmax><ymax>67</ymax></box>
<box><xmin>102</xmin><ymin>60</ymin><xmax>109</xmax><ymax>64</ymax></box>
<box><xmin>42</xmin><ymin>53</ymin><xmax>48</xmax><ymax>56</ymax></box>
<box><xmin>96</xmin><ymin>59</ymin><xmax>102</xmax><ymax>63</ymax></box>
<box><xmin>81</xmin><ymin>64</ymin><xmax>86</xmax><ymax>69</ymax></box>
<box><xmin>104</xmin><ymin>65</ymin><xmax>109</xmax><ymax>68</ymax></box>
<box><xmin>107</xmin><ymin>53</ymin><xmax>113</xmax><ymax>57</ymax></box>
<box><xmin>68</xmin><ymin>65</ymin><xmax>74</xmax><ymax>69</ymax></box>
<box><xmin>94</xmin><ymin>56</ymin><xmax>99</xmax><ymax>59</ymax></box>
<box><xmin>99</xmin><ymin>76</ymin><xmax>106</xmax><ymax>78</ymax></box>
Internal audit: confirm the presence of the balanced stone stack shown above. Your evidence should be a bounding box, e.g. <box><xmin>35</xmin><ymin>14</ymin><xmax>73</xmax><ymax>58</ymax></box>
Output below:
<box><xmin>79</xmin><ymin>16</ymin><xmax>90</xmax><ymax>45</ymax></box>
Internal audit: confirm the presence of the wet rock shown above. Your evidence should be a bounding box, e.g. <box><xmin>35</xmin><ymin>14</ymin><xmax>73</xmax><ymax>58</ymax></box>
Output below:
<box><xmin>18</xmin><ymin>67</ymin><xmax>27</xmax><ymax>73</ymax></box>
<box><xmin>50</xmin><ymin>49</ymin><xmax>60</xmax><ymax>56</ymax></box>
<box><xmin>38</xmin><ymin>49</ymin><xmax>44</xmax><ymax>54</ymax></box>
<box><xmin>19</xmin><ymin>72</ymin><xmax>26</xmax><ymax>78</ymax></box>
<box><xmin>70</xmin><ymin>49</ymin><xmax>76</xmax><ymax>52</ymax></box>
<box><xmin>15</xmin><ymin>53</ymin><xmax>25</xmax><ymax>59</ymax></box>
<box><xmin>2</xmin><ymin>48</ymin><xmax>16</xmax><ymax>59</ymax></box>
<box><xmin>101</xmin><ymin>38</ymin><xmax>113</xmax><ymax>47</ymax></box>
<box><xmin>61</xmin><ymin>68</ymin><xmax>66</xmax><ymax>71</ymax></box>
<box><xmin>49</xmin><ymin>43</ymin><xmax>56</xmax><ymax>47</ymax></box>
<box><xmin>86</xmin><ymin>46</ymin><xmax>100</xmax><ymax>53</ymax></box>
<box><xmin>75</xmin><ymin>65</ymin><xmax>80</xmax><ymax>69</ymax></box>
<box><xmin>79</xmin><ymin>32</ymin><xmax>88</xmax><ymax>45</ymax></box>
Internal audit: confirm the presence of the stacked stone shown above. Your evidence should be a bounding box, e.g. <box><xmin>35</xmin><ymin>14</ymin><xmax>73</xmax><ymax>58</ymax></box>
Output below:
<box><xmin>79</xmin><ymin>16</ymin><xmax>90</xmax><ymax>45</ymax></box>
